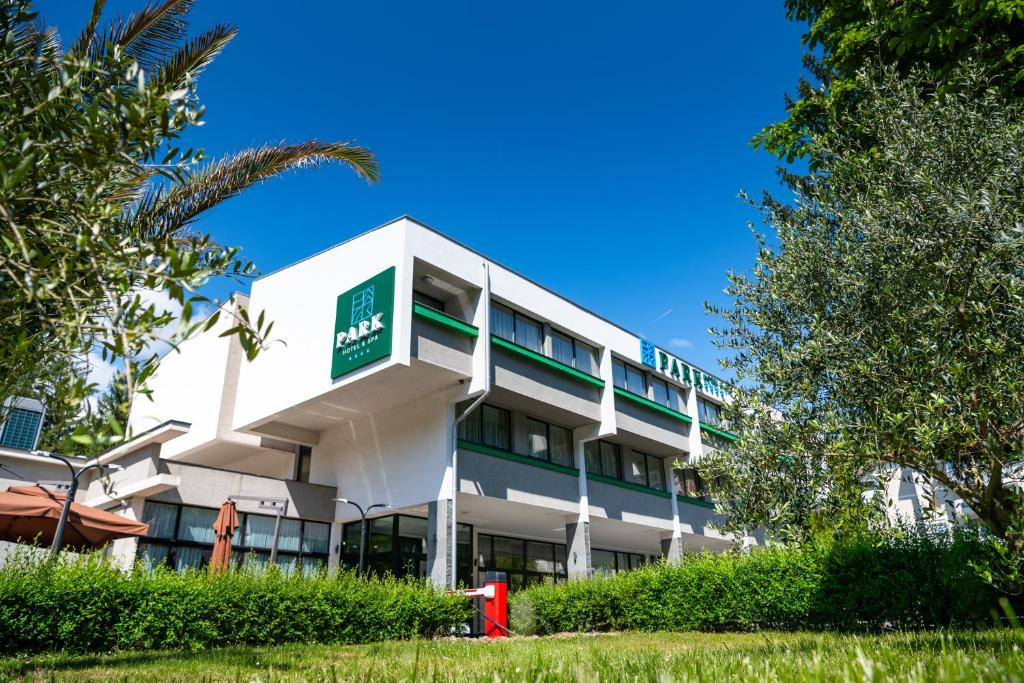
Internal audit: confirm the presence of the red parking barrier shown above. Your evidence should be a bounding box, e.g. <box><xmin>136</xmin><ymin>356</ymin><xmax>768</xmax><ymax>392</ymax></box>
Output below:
<box><xmin>450</xmin><ymin>570</ymin><xmax>508</xmax><ymax>638</ymax></box>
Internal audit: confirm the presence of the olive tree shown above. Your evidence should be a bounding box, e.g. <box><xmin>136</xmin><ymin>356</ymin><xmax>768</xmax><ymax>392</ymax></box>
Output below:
<box><xmin>704</xmin><ymin>64</ymin><xmax>1024</xmax><ymax>550</ymax></box>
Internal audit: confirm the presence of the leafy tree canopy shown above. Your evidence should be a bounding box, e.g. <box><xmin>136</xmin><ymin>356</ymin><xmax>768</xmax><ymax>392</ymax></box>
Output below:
<box><xmin>705</xmin><ymin>64</ymin><xmax>1024</xmax><ymax>550</ymax></box>
<box><xmin>0</xmin><ymin>0</ymin><xmax>378</xmax><ymax>449</ymax></box>
<box><xmin>758</xmin><ymin>0</ymin><xmax>1024</xmax><ymax>161</ymax></box>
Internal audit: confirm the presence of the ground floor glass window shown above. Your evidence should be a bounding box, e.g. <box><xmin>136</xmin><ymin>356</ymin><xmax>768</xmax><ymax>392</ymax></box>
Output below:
<box><xmin>477</xmin><ymin>533</ymin><xmax>567</xmax><ymax>590</ymax></box>
<box><xmin>341</xmin><ymin>513</ymin><xmax>473</xmax><ymax>586</ymax></box>
<box><xmin>136</xmin><ymin>501</ymin><xmax>330</xmax><ymax>575</ymax></box>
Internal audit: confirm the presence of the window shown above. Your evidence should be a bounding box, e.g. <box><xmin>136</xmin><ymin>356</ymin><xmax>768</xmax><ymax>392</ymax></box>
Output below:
<box><xmin>549</xmin><ymin>330</ymin><xmax>599</xmax><ymax>376</ymax></box>
<box><xmin>412</xmin><ymin>290</ymin><xmax>445</xmax><ymax>312</ymax></box>
<box><xmin>625</xmin><ymin>364</ymin><xmax>646</xmax><ymax>396</ymax></box>
<box><xmin>650</xmin><ymin>378</ymin><xmax>670</xmax><ymax>408</ymax></box>
<box><xmin>295</xmin><ymin>446</ymin><xmax>312</xmax><ymax>482</ymax></box>
<box><xmin>515</xmin><ymin>315</ymin><xmax>542</xmax><ymax>353</ymax></box>
<box><xmin>491</xmin><ymin>303</ymin><xmax>542</xmax><ymax>353</ymax></box>
<box><xmin>343</xmin><ymin>514</ymin><xmax>472</xmax><ymax>584</ymax></box>
<box><xmin>584</xmin><ymin>440</ymin><xmax>621</xmax><ymax>479</ymax></box>
<box><xmin>575</xmin><ymin>341</ymin><xmax>599</xmax><ymax>375</ymax></box>
<box><xmin>0</xmin><ymin>407</ymin><xmax>43</xmax><ymax>450</ymax></box>
<box><xmin>136</xmin><ymin>502</ymin><xmax>329</xmax><ymax>574</ymax></box>
<box><xmin>526</xmin><ymin>418</ymin><xmax>548</xmax><ymax>460</ymax></box>
<box><xmin>481</xmin><ymin>405</ymin><xmax>511</xmax><ymax>450</ymax></box>
<box><xmin>140</xmin><ymin>501</ymin><xmax>178</xmax><ymax>539</ymax></box>
<box><xmin>612</xmin><ymin>360</ymin><xmax>627</xmax><ymax>389</ymax></box>
<box><xmin>550</xmin><ymin>330</ymin><xmax>575</xmax><ymax>367</ymax></box>
<box><xmin>549</xmin><ymin>425</ymin><xmax>573</xmax><ymax>468</ymax></box>
<box><xmin>459</xmin><ymin>402</ymin><xmax>512</xmax><ymax>451</ymax></box>
<box><xmin>626</xmin><ymin>450</ymin><xmax>665</xmax><ymax>490</ymax></box>
<box><xmin>478</xmin><ymin>533</ymin><xmax>567</xmax><ymax>589</ymax></box>
<box><xmin>675</xmin><ymin>467</ymin><xmax>706</xmax><ymax>498</ymax></box>
<box><xmin>697</xmin><ymin>397</ymin><xmax>723</xmax><ymax>427</ymax></box>
<box><xmin>492</xmin><ymin>303</ymin><xmax>515</xmax><ymax>341</ymax></box>
<box><xmin>593</xmin><ymin>549</ymin><xmax>646</xmax><ymax>577</ymax></box>
<box><xmin>524</xmin><ymin>418</ymin><xmax>574</xmax><ymax>467</ymax></box>
<box><xmin>457</xmin><ymin>403</ymin><xmax>482</xmax><ymax>442</ymax></box>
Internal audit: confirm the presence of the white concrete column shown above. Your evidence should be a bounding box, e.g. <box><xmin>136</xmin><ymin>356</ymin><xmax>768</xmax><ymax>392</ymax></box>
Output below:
<box><xmin>685</xmin><ymin>385</ymin><xmax>704</xmax><ymax>465</ymax></box>
<box><xmin>427</xmin><ymin>498</ymin><xmax>452</xmax><ymax>588</ymax></box>
<box><xmin>597</xmin><ymin>347</ymin><xmax>617</xmax><ymax>437</ymax></box>
<box><xmin>327</xmin><ymin>521</ymin><xmax>344</xmax><ymax>573</ymax></box>
<box><xmin>663</xmin><ymin>455</ymin><xmax>684</xmax><ymax>563</ymax></box>
<box><xmin>568</xmin><ymin>425</ymin><xmax>599</xmax><ymax>580</ymax></box>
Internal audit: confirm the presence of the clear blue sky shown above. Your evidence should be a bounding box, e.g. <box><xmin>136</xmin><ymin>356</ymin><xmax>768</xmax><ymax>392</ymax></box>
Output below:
<box><xmin>43</xmin><ymin>1</ymin><xmax>806</xmax><ymax>378</ymax></box>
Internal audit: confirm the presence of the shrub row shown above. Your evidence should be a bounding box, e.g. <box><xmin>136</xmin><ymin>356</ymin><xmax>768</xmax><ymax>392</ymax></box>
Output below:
<box><xmin>0</xmin><ymin>551</ymin><xmax>471</xmax><ymax>655</ymax></box>
<box><xmin>511</xmin><ymin>531</ymin><xmax>1000</xmax><ymax>634</ymax></box>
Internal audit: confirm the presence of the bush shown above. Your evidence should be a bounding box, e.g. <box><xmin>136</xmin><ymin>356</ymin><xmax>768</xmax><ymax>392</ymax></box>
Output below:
<box><xmin>0</xmin><ymin>551</ymin><xmax>471</xmax><ymax>655</ymax></box>
<box><xmin>511</xmin><ymin>529</ymin><xmax>999</xmax><ymax>634</ymax></box>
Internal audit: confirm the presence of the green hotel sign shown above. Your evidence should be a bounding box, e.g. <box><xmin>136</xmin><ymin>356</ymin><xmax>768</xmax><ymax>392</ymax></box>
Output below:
<box><xmin>331</xmin><ymin>267</ymin><xmax>395</xmax><ymax>379</ymax></box>
<box><xmin>640</xmin><ymin>339</ymin><xmax>725</xmax><ymax>398</ymax></box>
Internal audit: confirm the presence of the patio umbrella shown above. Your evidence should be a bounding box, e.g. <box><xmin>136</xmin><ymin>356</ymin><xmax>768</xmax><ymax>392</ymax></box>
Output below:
<box><xmin>209</xmin><ymin>500</ymin><xmax>239</xmax><ymax>571</ymax></box>
<box><xmin>0</xmin><ymin>485</ymin><xmax>149</xmax><ymax>549</ymax></box>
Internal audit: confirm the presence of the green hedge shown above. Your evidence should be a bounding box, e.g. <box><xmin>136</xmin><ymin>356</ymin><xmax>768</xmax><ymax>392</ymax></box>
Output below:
<box><xmin>511</xmin><ymin>531</ymin><xmax>999</xmax><ymax>634</ymax></box>
<box><xmin>0</xmin><ymin>551</ymin><xmax>471</xmax><ymax>655</ymax></box>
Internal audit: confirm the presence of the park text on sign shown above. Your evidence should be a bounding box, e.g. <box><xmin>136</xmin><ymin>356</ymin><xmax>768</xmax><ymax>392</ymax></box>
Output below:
<box><xmin>640</xmin><ymin>340</ymin><xmax>725</xmax><ymax>397</ymax></box>
<box><xmin>331</xmin><ymin>267</ymin><xmax>395</xmax><ymax>379</ymax></box>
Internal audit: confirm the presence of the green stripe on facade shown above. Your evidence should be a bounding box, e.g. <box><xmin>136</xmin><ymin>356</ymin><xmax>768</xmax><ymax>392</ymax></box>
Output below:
<box><xmin>457</xmin><ymin>439</ymin><xmax>580</xmax><ymax>476</ymax></box>
<box><xmin>613</xmin><ymin>387</ymin><xmax>693</xmax><ymax>423</ymax></box>
<box><xmin>700</xmin><ymin>422</ymin><xmax>738</xmax><ymax>442</ymax></box>
<box><xmin>412</xmin><ymin>303</ymin><xmax>479</xmax><ymax>337</ymax></box>
<box><xmin>491</xmin><ymin>336</ymin><xmax>605</xmax><ymax>388</ymax></box>
<box><xmin>586</xmin><ymin>472</ymin><xmax>673</xmax><ymax>499</ymax></box>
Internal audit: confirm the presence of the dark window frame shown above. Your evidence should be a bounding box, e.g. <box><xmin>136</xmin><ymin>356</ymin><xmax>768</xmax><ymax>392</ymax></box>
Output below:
<box><xmin>136</xmin><ymin>501</ymin><xmax>330</xmax><ymax>572</ymax></box>
<box><xmin>524</xmin><ymin>415</ymin><xmax>574</xmax><ymax>467</ymax></box>
<box><xmin>675</xmin><ymin>467</ymin><xmax>707</xmax><ymax>499</ymax></box>
<box><xmin>294</xmin><ymin>445</ymin><xmax>313</xmax><ymax>482</ymax></box>
<box><xmin>341</xmin><ymin>513</ymin><xmax>473</xmax><ymax>584</ymax></box>
<box><xmin>612</xmin><ymin>358</ymin><xmax>650</xmax><ymax>398</ymax></box>
<box><xmin>584</xmin><ymin>439</ymin><xmax>622</xmax><ymax>479</ymax></box>
<box><xmin>478</xmin><ymin>532</ymin><xmax>567</xmax><ymax>590</ymax></box>
<box><xmin>412</xmin><ymin>289</ymin><xmax>446</xmax><ymax>313</ymax></box>
<box><xmin>492</xmin><ymin>303</ymin><xmax>543</xmax><ymax>353</ymax></box>
<box><xmin>458</xmin><ymin>402</ymin><xmax>512</xmax><ymax>452</ymax></box>
<box><xmin>547</xmin><ymin>325</ymin><xmax>599</xmax><ymax>377</ymax></box>
<box><xmin>697</xmin><ymin>397</ymin><xmax>724</xmax><ymax>428</ymax></box>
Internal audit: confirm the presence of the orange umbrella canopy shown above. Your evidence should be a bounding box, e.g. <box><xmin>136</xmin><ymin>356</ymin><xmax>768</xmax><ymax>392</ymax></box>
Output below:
<box><xmin>209</xmin><ymin>500</ymin><xmax>239</xmax><ymax>571</ymax></box>
<box><xmin>0</xmin><ymin>485</ymin><xmax>149</xmax><ymax>550</ymax></box>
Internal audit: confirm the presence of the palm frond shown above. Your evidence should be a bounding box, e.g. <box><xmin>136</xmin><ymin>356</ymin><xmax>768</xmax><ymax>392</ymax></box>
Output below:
<box><xmin>94</xmin><ymin>0</ymin><xmax>193</xmax><ymax>72</ymax></box>
<box><xmin>33</xmin><ymin>24</ymin><xmax>61</xmax><ymax>64</ymax></box>
<box><xmin>68</xmin><ymin>0</ymin><xmax>107</xmax><ymax>58</ymax></box>
<box><xmin>152</xmin><ymin>23</ymin><xmax>236</xmax><ymax>92</ymax></box>
<box><xmin>131</xmin><ymin>142</ymin><xmax>380</xmax><ymax>238</ymax></box>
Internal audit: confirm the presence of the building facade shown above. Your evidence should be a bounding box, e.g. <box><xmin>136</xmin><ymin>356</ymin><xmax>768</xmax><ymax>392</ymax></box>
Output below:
<box><xmin>2</xmin><ymin>217</ymin><xmax>748</xmax><ymax>586</ymax></box>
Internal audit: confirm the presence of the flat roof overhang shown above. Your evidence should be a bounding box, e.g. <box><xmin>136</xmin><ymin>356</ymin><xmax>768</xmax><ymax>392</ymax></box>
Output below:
<box><xmin>236</xmin><ymin>358</ymin><xmax>469</xmax><ymax>443</ymax></box>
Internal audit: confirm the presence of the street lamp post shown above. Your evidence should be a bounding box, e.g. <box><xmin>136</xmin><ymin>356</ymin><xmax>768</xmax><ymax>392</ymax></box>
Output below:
<box><xmin>33</xmin><ymin>451</ymin><xmax>122</xmax><ymax>554</ymax></box>
<box><xmin>335</xmin><ymin>498</ymin><xmax>389</xmax><ymax>576</ymax></box>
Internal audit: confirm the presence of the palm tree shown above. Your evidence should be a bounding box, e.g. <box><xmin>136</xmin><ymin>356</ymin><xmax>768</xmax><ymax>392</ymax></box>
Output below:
<box><xmin>0</xmin><ymin>0</ymin><xmax>378</xmax><ymax>440</ymax></box>
<box><xmin>72</xmin><ymin>0</ymin><xmax>380</xmax><ymax>238</ymax></box>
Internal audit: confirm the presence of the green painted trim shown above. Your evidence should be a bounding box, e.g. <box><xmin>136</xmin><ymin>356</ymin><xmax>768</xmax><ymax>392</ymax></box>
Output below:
<box><xmin>412</xmin><ymin>303</ymin><xmax>479</xmax><ymax>337</ymax></box>
<box><xmin>613</xmin><ymin>387</ymin><xmax>693</xmax><ymax>423</ymax></box>
<box><xmin>676</xmin><ymin>494</ymin><xmax>716</xmax><ymax>510</ymax></box>
<box><xmin>586</xmin><ymin>472</ymin><xmax>672</xmax><ymax>499</ymax></box>
<box><xmin>458</xmin><ymin>439</ymin><xmax>580</xmax><ymax>477</ymax></box>
<box><xmin>700</xmin><ymin>422</ymin><xmax>738</xmax><ymax>442</ymax></box>
<box><xmin>491</xmin><ymin>336</ymin><xmax>605</xmax><ymax>388</ymax></box>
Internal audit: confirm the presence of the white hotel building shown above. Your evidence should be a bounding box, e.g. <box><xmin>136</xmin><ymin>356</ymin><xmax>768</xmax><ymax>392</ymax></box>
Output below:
<box><xmin>0</xmin><ymin>217</ymin><xmax>746</xmax><ymax>587</ymax></box>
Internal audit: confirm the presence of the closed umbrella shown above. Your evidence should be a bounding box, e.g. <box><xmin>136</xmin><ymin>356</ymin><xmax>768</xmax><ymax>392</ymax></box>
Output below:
<box><xmin>0</xmin><ymin>485</ymin><xmax>149</xmax><ymax>549</ymax></box>
<box><xmin>209</xmin><ymin>500</ymin><xmax>239</xmax><ymax>571</ymax></box>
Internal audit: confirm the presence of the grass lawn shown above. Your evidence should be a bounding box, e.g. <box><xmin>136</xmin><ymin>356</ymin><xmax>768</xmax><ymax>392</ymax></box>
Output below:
<box><xmin>1</xmin><ymin>630</ymin><xmax>1021</xmax><ymax>682</ymax></box>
